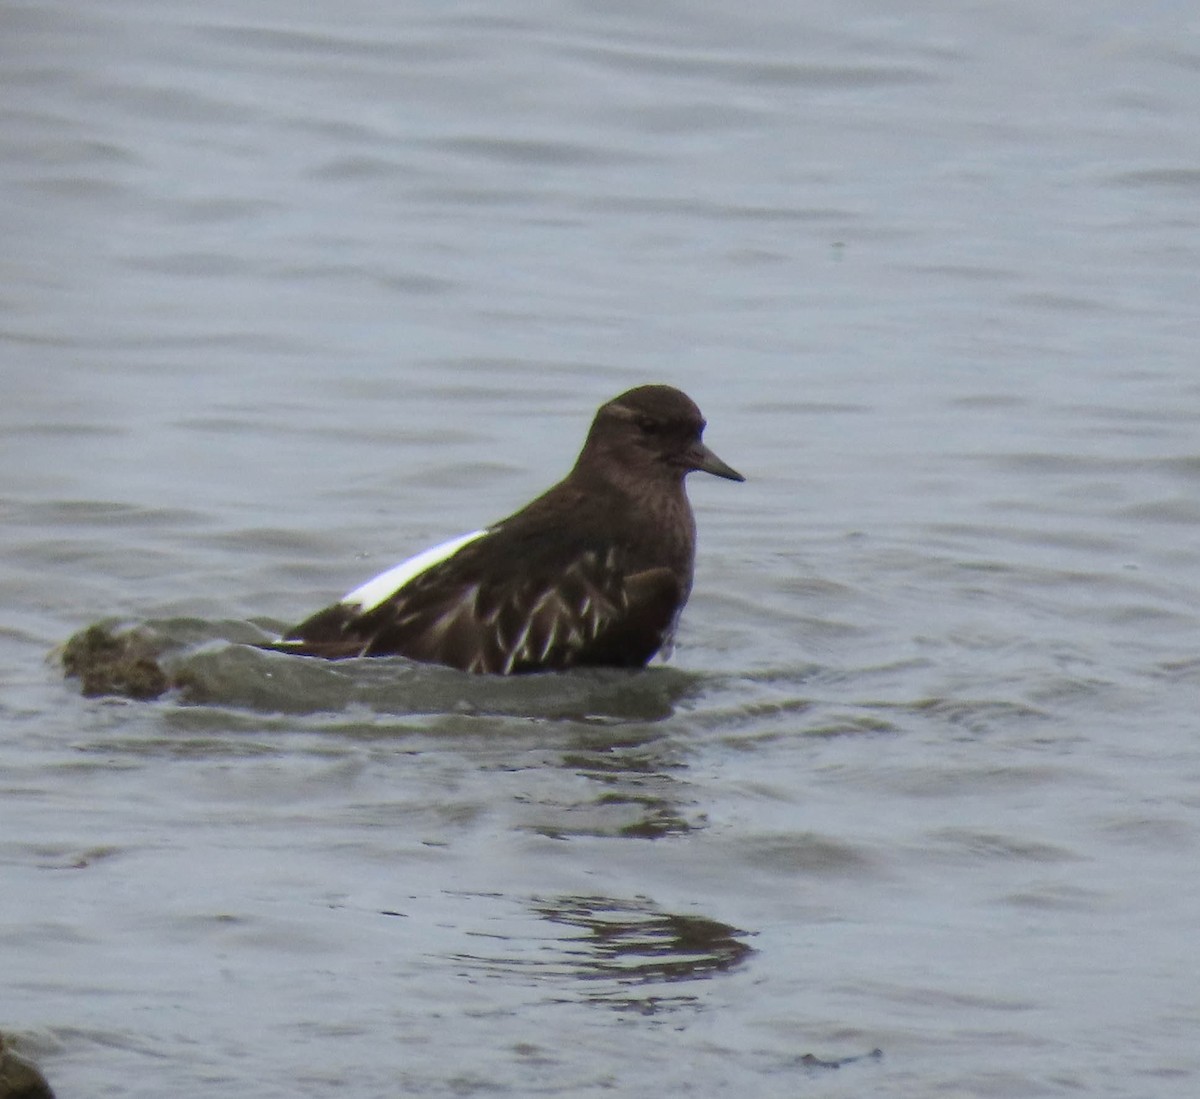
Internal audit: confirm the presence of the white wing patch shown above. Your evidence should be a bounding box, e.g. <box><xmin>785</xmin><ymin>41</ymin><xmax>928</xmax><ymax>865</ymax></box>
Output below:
<box><xmin>341</xmin><ymin>529</ymin><xmax>488</xmax><ymax>612</ymax></box>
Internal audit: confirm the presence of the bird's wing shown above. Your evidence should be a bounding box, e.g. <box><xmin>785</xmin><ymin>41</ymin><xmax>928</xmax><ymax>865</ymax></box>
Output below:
<box><xmin>267</xmin><ymin>543</ymin><xmax>682</xmax><ymax>674</ymax></box>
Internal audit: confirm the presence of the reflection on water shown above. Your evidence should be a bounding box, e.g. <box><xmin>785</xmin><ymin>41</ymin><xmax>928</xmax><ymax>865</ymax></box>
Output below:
<box><xmin>453</xmin><ymin>894</ymin><xmax>753</xmax><ymax>1015</ymax></box>
<box><xmin>535</xmin><ymin>897</ymin><xmax>753</xmax><ymax>984</ymax></box>
<box><xmin>551</xmin><ymin>737</ymin><xmax>698</xmax><ymax>839</ymax></box>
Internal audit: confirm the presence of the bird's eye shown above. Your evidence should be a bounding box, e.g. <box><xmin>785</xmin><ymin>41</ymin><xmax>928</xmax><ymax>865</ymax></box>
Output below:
<box><xmin>637</xmin><ymin>416</ymin><xmax>660</xmax><ymax>435</ymax></box>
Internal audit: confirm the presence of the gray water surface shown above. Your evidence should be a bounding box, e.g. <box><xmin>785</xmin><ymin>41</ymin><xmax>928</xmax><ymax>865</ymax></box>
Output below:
<box><xmin>4</xmin><ymin>2</ymin><xmax>1200</xmax><ymax>1096</ymax></box>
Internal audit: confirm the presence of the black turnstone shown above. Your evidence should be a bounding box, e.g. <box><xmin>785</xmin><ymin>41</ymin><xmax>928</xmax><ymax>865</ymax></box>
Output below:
<box><xmin>264</xmin><ymin>384</ymin><xmax>743</xmax><ymax>674</ymax></box>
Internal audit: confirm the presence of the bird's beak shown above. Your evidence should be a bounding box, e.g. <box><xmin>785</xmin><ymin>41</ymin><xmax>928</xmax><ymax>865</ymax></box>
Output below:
<box><xmin>690</xmin><ymin>442</ymin><xmax>745</xmax><ymax>482</ymax></box>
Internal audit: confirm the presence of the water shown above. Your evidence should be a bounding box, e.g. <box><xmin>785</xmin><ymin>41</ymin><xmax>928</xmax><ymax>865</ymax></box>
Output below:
<box><xmin>4</xmin><ymin>1</ymin><xmax>1200</xmax><ymax>1095</ymax></box>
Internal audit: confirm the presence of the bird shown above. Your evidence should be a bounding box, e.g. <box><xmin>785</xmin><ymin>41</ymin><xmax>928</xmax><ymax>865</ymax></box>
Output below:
<box><xmin>262</xmin><ymin>384</ymin><xmax>743</xmax><ymax>674</ymax></box>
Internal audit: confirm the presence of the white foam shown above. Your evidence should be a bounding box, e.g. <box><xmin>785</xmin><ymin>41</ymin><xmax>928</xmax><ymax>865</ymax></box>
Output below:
<box><xmin>341</xmin><ymin>529</ymin><xmax>488</xmax><ymax>612</ymax></box>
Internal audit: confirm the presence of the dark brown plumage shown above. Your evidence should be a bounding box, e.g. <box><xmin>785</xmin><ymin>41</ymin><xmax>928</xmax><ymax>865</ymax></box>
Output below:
<box><xmin>264</xmin><ymin>385</ymin><xmax>743</xmax><ymax>674</ymax></box>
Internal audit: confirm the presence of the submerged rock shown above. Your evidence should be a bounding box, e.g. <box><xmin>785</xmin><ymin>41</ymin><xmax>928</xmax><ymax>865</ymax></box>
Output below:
<box><xmin>59</xmin><ymin>623</ymin><xmax>172</xmax><ymax>700</ymax></box>
<box><xmin>0</xmin><ymin>1034</ymin><xmax>55</xmax><ymax>1099</ymax></box>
